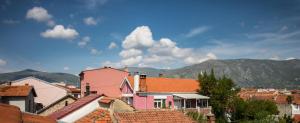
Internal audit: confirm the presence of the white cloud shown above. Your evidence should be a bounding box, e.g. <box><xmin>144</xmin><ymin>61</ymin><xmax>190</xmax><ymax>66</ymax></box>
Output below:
<box><xmin>78</xmin><ymin>36</ymin><xmax>90</xmax><ymax>47</ymax></box>
<box><xmin>184</xmin><ymin>53</ymin><xmax>217</xmax><ymax>64</ymax></box>
<box><xmin>63</xmin><ymin>66</ymin><xmax>69</xmax><ymax>71</ymax></box>
<box><xmin>270</xmin><ymin>55</ymin><xmax>280</xmax><ymax>60</ymax></box>
<box><xmin>121</xmin><ymin>56</ymin><xmax>143</xmax><ymax>66</ymax></box>
<box><xmin>26</xmin><ymin>7</ymin><xmax>55</xmax><ymax>26</ymax></box>
<box><xmin>122</xmin><ymin>26</ymin><xmax>154</xmax><ymax>49</ymax></box>
<box><xmin>2</xmin><ymin>19</ymin><xmax>20</xmax><ymax>24</ymax></box>
<box><xmin>280</xmin><ymin>25</ymin><xmax>288</xmax><ymax>32</ymax></box>
<box><xmin>285</xmin><ymin>57</ymin><xmax>296</xmax><ymax>60</ymax></box>
<box><xmin>90</xmin><ymin>48</ymin><xmax>101</xmax><ymax>55</ymax></box>
<box><xmin>119</xmin><ymin>49</ymin><xmax>142</xmax><ymax>58</ymax></box>
<box><xmin>41</xmin><ymin>25</ymin><xmax>79</xmax><ymax>40</ymax></box>
<box><xmin>185</xmin><ymin>26</ymin><xmax>210</xmax><ymax>38</ymax></box>
<box><xmin>83</xmin><ymin>17</ymin><xmax>98</xmax><ymax>25</ymax></box>
<box><xmin>83</xmin><ymin>0</ymin><xmax>108</xmax><ymax>9</ymax></box>
<box><xmin>148</xmin><ymin>38</ymin><xmax>192</xmax><ymax>58</ymax></box>
<box><xmin>108</xmin><ymin>42</ymin><xmax>117</xmax><ymax>49</ymax></box>
<box><xmin>85</xmin><ymin>66</ymin><xmax>95</xmax><ymax>70</ymax></box>
<box><xmin>102</xmin><ymin>61</ymin><xmax>122</xmax><ymax>68</ymax></box>
<box><xmin>0</xmin><ymin>59</ymin><xmax>7</xmax><ymax>66</ymax></box>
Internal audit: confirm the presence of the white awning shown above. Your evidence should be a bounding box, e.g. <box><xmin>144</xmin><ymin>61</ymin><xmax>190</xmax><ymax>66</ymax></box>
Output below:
<box><xmin>173</xmin><ymin>94</ymin><xmax>210</xmax><ymax>99</ymax></box>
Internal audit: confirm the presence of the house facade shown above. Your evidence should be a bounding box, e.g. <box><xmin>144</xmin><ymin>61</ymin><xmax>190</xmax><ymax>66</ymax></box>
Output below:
<box><xmin>12</xmin><ymin>77</ymin><xmax>69</xmax><ymax>108</ymax></box>
<box><xmin>121</xmin><ymin>74</ymin><xmax>210</xmax><ymax>111</ymax></box>
<box><xmin>0</xmin><ymin>85</ymin><xmax>37</xmax><ymax>113</ymax></box>
<box><xmin>79</xmin><ymin>67</ymin><xmax>129</xmax><ymax>97</ymax></box>
<box><xmin>37</xmin><ymin>94</ymin><xmax>77</xmax><ymax>116</ymax></box>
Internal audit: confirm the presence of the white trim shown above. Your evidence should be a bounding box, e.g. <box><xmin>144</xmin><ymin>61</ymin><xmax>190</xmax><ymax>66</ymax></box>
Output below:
<box><xmin>122</xmin><ymin>94</ymin><xmax>133</xmax><ymax>97</ymax></box>
<box><xmin>173</xmin><ymin>94</ymin><xmax>210</xmax><ymax>99</ymax></box>
<box><xmin>119</xmin><ymin>77</ymin><xmax>134</xmax><ymax>91</ymax></box>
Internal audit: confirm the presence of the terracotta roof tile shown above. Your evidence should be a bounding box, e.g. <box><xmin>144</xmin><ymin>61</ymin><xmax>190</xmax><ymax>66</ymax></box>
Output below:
<box><xmin>127</xmin><ymin>76</ymin><xmax>199</xmax><ymax>93</ymax></box>
<box><xmin>22</xmin><ymin>113</ymin><xmax>56</xmax><ymax>123</ymax></box>
<box><xmin>0</xmin><ymin>103</ymin><xmax>55</xmax><ymax>123</ymax></box>
<box><xmin>274</xmin><ymin>94</ymin><xmax>288</xmax><ymax>104</ymax></box>
<box><xmin>0</xmin><ymin>85</ymin><xmax>36</xmax><ymax>97</ymax></box>
<box><xmin>294</xmin><ymin>114</ymin><xmax>300</xmax><ymax>123</ymax></box>
<box><xmin>114</xmin><ymin>110</ymin><xmax>195</xmax><ymax>123</ymax></box>
<box><xmin>0</xmin><ymin>103</ymin><xmax>22</xmax><ymax>123</ymax></box>
<box><xmin>293</xmin><ymin>94</ymin><xmax>300</xmax><ymax>104</ymax></box>
<box><xmin>99</xmin><ymin>97</ymin><xmax>115</xmax><ymax>104</ymax></box>
<box><xmin>75</xmin><ymin>109</ymin><xmax>112</xmax><ymax>123</ymax></box>
<box><xmin>49</xmin><ymin>94</ymin><xmax>101</xmax><ymax>119</ymax></box>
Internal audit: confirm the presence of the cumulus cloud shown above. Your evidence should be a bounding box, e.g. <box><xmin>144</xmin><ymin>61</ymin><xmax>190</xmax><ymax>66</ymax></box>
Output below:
<box><xmin>26</xmin><ymin>7</ymin><xmax>55</xmax><ymax>26</ymax></box>
<box><xmin>83</xmin><ymin>0</ymin><xmax>108</xmax><ymax>9</ymax></box>
<box><xmin>63</xmin><ymin>66</ymin><xmax>69</xmax><ymax>71</ymax></box>
<box><xmin>121</xmin><ymin>56</ymin><xmax>143</xmax><ymax>66</ymax></box>
<box><xmin>185</xmin><ymin>26</ymin><xmax>210</xmax><ymax>38</ymax></box>
<box><xmin>84</xmin><ymin>17</ymin><xmax>98</xmax><ymax>25</ymax></box>
<box><xmin>0</xmin><ymin>59</ymin><xmax>7</xmax><ymax>66</ymax></box>
<box><xmin>102</xmin><ymin>61</ymin><xmax>122</xmax><ymax>68</ymax></box>
<box><xmin>117</xmin><ymin>26</ymin><xmax>216</xmax><ymax>67</ymax></box>
<box><xmin>184</xmin><ymin>53</ymin><xmax>217</xmax><ymax>64</ymax></box>
<box><xmin>119</xmin><ymin>49</ymin><xmax>142</xmax><ymax>58</ymax></box>
<box><xmin>90</xmin><ymin>48</ymin><xmax>101</xmax><ymax>55</ymax></box>
<box><xmin>85</xmin><ymin>66</ymin><xmax>95</xmax><ymax>70</ymax></box>
<box><xmin>78</xmin><ymin>36</ymin><xmax>90</xmax><ymax>47</ymax></box>
<box><xmin>122</xmin><ymin>26</ymin><xmax>154</xmax><ymax>49</ymax></box>
<box><xmin>41</xmin><ymin>25</ymin><xmax>79</xmax><ymax>40</ymax></box>
<box><xmin>108</xmin><ymin>42</ymin><xmax>117</xmax><ymax>49</ymax></box>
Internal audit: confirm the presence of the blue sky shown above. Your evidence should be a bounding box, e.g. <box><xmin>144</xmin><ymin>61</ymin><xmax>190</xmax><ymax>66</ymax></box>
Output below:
<box><xmin>0</xmin><ymin>0</ymin><xmax>300</xmax><ymax>74</ymax></box>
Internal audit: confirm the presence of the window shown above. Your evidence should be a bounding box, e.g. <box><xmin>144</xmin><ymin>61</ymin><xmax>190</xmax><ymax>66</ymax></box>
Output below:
<box><xmin>154</xmin><ymin>99</ymin><xmax>166</xmax><ymax>108</ymax></box>
<box><xmin>91</xmin><ymin>91</ymin><xmax>97</xmax><ymax>94</ymax></box>
<box><xmin>65</xmin><ymin>101</ymin><xmax>68</xmax><ymax>106</ymax></box>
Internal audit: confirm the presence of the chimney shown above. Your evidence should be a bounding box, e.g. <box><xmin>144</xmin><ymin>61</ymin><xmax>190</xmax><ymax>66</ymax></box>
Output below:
<box><xmin>133</xmin><ymin>72</ymin><xmax>139</xmax><ymax>93</ymax></box>
<box><xmin>139</xmin><ymin>74</ymin><xmax>147</xmax><ymax>92</ymax></box>
<box><xmin>85</xmin><ymin>83</ymin><xmax>90</xmax><ymax>96</ymax></box>
<box><xmin>7</xmin><ymin>81</ymin><xmax>12</xmax><ymax>86</ymax></box>
<box><xmin>159</xmin><ymin>73</ymin><xmax>163</xmax><ymax>77</ymax></box>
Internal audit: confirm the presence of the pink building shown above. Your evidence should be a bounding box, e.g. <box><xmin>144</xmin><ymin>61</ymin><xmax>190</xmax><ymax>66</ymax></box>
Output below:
<box><xmin>80</xmin><ymin>67</ymin><xmax>210</xmax><ymax>111</ymax></box>
<box><xmin>79</xmin><ymin>67</ymin><xmax>130</xmax><ymax>98</ymax></box>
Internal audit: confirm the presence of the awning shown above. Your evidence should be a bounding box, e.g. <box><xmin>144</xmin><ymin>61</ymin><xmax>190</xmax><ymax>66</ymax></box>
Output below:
<box><xmin>173</xmin><ymin>94</ymin><xmax>210</xmax><ymax>99</ymax></box>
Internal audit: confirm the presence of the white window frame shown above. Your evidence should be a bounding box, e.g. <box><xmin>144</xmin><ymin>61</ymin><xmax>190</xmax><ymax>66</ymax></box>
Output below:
<box><xmin>154</xmin><ymin>99</ymin><xmax>163</xmax><ymax>108</ymax></box>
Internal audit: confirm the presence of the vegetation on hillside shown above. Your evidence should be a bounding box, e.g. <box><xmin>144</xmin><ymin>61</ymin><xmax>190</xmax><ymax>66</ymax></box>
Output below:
<box><xmin>198</xmin><ymin>69</ymin><xmax>280</xmax><ymax>122</ymax></box>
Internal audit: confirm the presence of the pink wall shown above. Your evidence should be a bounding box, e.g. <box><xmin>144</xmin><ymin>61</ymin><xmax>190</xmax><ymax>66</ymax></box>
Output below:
<box><xmin>166</xmin><ymin>96</ymin><xmax>174</xmax><ymax>108</ymax></box>
<box><xmin>121</xmin><ymin>81</ymin><xmax>133</xmax><ymax>94</ymax></box>
<box><xmin>133</xmin><ymin>94</ymin><xmax>154</xmax><ymax>109</ymax></box>
<box><xmin>80</xmin><ymin>68</ymin><xmax>129</xmax><ymax>98</ymax></box>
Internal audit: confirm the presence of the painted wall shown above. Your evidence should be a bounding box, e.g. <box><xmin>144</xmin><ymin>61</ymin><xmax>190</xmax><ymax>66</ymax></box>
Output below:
<box><xmin>80</xmin><ymin>68</ymin><xmax>129</xmax><ymax>98</ymax></box>
<box><xmin>292</xmin><ymin>104</ymin><xmax>300</xmax><ymax>116</ymax></box>
<box><xmin>8</xmin><ymin>97</ymin><xmax>26</xmax><ymax>111</ymax></box>
<box><xmin>12</xmin><ymin>77</ymin><xmax>68</xmax><ymax>107</ymax></box>
<box><xmin>59</xmin><ymin>97</ymin><xmax>102</xmax><ymax>123</ymax></box>
<box><xmin>121</xmin><ymin>81</ymin><xmax>133</xmax><ymax>94</ymax></box>
<box><xmin>38</xmin><ymin>97</ymin><xmax>76</xmax><ymax>116</ymax></box>
<box><xmin>133</xmin><ymin>94</ymin><xmax>154</xmax><ymax>109</ymax></box>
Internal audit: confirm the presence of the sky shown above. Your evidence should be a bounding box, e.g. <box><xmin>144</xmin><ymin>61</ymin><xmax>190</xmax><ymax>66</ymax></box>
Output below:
<box><xmin>0</xmin><ymin>0</ymin><xmax>300</xmax><ymax>74</ymax></box>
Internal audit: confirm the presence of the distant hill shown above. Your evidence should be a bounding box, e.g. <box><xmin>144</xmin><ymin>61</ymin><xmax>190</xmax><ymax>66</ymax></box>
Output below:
<box><xmin>0</xmin><ymin>69</ymin><xmax>80</xmax><ymax>87</ymax></box>
<box><xmin>128</xmin><ymin>59</ymin><xmax>300</xmax><ymax>89</ymax></box>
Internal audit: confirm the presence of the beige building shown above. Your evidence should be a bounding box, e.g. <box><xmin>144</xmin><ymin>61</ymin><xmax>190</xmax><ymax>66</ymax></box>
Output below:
<box><xmin>0</xmin><ymin>85</ymin><xmax>37</xmax><ymax>113</ymax></box>
<box><xmin>12</xmin><ymin>77</ymin><xmax>69</xmax><ymax>108</ymax></box>
<box><xmin>38</xmin><ymin>94</ymin><xmax>77</xmax><ymax>116</ymax></box>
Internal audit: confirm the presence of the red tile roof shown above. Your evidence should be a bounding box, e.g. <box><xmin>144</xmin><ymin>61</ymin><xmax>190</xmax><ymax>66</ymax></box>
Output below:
<box><xmin>293</xmin><ymin>94</ymin><xmax>300</xmax><ymax>105</ymax></box>
<box><xmin>114</xmin><ymin>110</ymin><xmax>195</xmax><ymax>123</ymax></box>
<box><xmin>127</xmin><ymin>76</ymin><xmax>199</xmax><ymax>93</ymax></box>
<box><xmin>274</xmin><ymin>94</ymin><xmax>288</xmax><ymax>104</ymax></box>
<box><xmin>0</xmin><ymin>85</ymin><xmax>37</xmax><ymax>97</ymax></box>
<box><xmin>99</xmin><ymin>97</ymin><xmax>115</xmax><ymax>104</ymax></box>
<box><xmin>0</xmin><ymin>103</ymin><xmax>22</xmax><ymax>123</ymax></box>
<box><xmin>22</xmin><ymin>113</ymin><xmax>56</xmax><ymax>123</ymax></box>
<box><xmin>55</xmin><ymin>84</ymin><xmax>81</xmax><ymax>93</ymax></box>
<box><xmin>294</xmin><ymin>114</ymin><xmax>300</xmax><ymax>123</ymax></box>
<box><xmin>75</xmin><ymin>109</ymin><xmax>112</xmax><ymax>123</ymax></box>
<box><xmin>0</xmin><ymin>103</ymin><xmax>55</xmax><ymax>123</ymax></box>
<box><xmin>49</xmin><ymin>94</ymin><xmax>101</xmax><ymax>119</ymax></box>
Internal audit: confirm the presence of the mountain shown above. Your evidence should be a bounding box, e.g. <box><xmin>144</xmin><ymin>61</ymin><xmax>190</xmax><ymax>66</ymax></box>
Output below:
<box><xmin>128</xmin><ymin>59</ymin><xmax>300</xmax><ymax>89</ymax></box>
<box><xmin>0</xmin><ymin>69</ymin><xmax>80</xmax><ymax>87</ymax></box>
